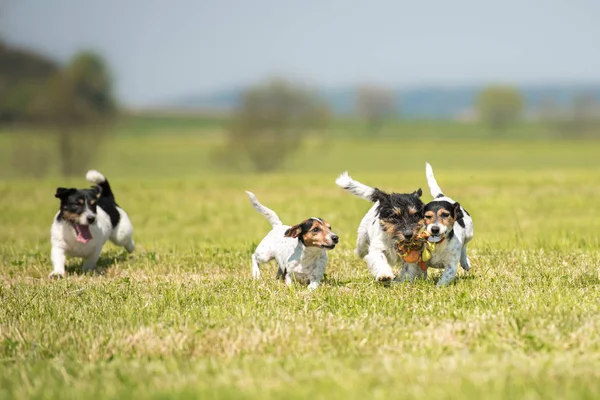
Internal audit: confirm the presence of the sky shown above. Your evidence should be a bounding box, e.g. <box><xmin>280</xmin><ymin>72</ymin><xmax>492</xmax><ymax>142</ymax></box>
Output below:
<box><xmin>1</xmin><ymin>0</ymin><xmax>599</xmax><ymax>107</ymax></box>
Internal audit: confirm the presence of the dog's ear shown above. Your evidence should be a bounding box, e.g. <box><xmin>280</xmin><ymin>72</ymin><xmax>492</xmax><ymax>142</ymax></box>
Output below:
<box><xmin>284</xmin><ymin>223</ymin><xmax>304</xmax><ymax>239</ymax></box>
<box><xmin>55</xmin><ymin>187</ymin><xmax>75</xmax><ymax>199</ymax></box>
<box><xmin>413</xmin><ymin>188</ymin><xmax>423</xmax><ymax>198</ymax></box>
<box><xmin>453</xmin><ymin>202</ymin><xmax>461</xmax><ymax>219</ymax></box>
<box><xmin>370</xmin><ymin>188</ymin><xmax>390</xmax><ymax>204</ymax></box>
<box><xmin>284</xmin><ymin>219</ymin><xmax>312</xmax><ymax>239</ymax></box>
<box><xmin>90</xmin><ymin>185</ymin><xmax>102</xmax><ymax>198</ymax></box>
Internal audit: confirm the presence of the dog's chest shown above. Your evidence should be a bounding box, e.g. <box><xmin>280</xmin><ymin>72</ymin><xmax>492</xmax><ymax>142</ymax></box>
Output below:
<box><xmin>426</xmin><ymin>239</ymin><xmax>461</xmax><ymax>268</ymax></box>
<box><xmin>51</xmin><ymin>213</ymin><xmax>112</xmax><ymax>258</ymax></box>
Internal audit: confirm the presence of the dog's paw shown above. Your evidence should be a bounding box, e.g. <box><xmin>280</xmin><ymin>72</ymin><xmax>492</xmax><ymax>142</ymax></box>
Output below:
<box><xmin>48</xmin><ymin>271</ymin><xmax>65</xmax><ymax>279</ymax></box>
<box><xmin>460</xmin><ymin>259</ymin><xmax>471</xmax><ymax>271</ymax></box>
<box><xmin>376</xmin><ymin>272</ymin><xmax>394</xmax><ymax>282</ymax></box>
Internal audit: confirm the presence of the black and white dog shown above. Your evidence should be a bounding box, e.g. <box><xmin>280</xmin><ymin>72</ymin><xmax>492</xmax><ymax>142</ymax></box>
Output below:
<box><xmin>399</xmin><ymin>163</ymin><xmax>474</xmax><ymax>285</ymax></box>
<box><xmin>336</xmin><ymin>172</ymin><xmax>424</xmax><ymax>281</ymax></box>
<box><xmin>49</xmin><ymin>170</ymin><xmax>135</xmax><ymax>278</ymax></box>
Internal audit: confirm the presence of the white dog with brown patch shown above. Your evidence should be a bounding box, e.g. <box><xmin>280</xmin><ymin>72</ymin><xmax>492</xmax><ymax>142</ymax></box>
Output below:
<box><xmin>246</xmin><ymin>191</ymin><xmax>339</xmax><ymax>290</ymax></box>
<box><xmin>399</xmin><ymin>163</ymin><xmax>474</xmax><ymax>285</ymax></box>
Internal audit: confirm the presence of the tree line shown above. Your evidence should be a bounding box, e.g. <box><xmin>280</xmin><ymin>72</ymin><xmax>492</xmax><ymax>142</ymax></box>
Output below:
<box><xmin>3</xmin><ymin>42</ymin><xmax>599</xmax><ymax>176</ymax></box>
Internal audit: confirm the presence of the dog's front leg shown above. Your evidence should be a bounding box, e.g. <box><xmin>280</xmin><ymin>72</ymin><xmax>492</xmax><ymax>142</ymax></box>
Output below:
<box><xmin>307</xmin><ymin>267</ymin><xmax>325</xmax><ymax>290</ymax></box>
<box><xmin>397</xmin><ymin>262</ymin><xmax>426</xmax><ymax>282</ymax></box>
<box><xmin>81</xmin><ymin>248</ymin><xmax>102</xmax><ymax>274</ymax></box>
<box><xmin>437</xmin><ymin>263</ymin><xmax>458</xmax><ymax>286</ymax></box>
<box><xmin>49</xmin><ymin>247</ymin><xmax>66</xmax><ymax>278</ymax></box>
<box><xmin>364</xmin><ymin>250</ymin><xmax>394</xmax><ymax>281</ymax></box>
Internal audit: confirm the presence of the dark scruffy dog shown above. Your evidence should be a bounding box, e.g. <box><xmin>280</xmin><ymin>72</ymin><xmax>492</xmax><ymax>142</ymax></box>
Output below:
<box><xmin>335</xmin><ymin>172</ymin><xmax>424</xmax><ymax>281</ymax></box>
<box><xmin>49</xmin><ymin>170</ymin><xmax>135</xmax><ymax>278</ymax></box>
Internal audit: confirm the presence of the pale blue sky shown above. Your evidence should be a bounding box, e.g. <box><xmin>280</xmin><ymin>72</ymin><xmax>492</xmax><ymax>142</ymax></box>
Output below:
<box><xmin>1</xmin><ymin>0</ymin><xmax>599</xmax><ymax>106</ymax></box>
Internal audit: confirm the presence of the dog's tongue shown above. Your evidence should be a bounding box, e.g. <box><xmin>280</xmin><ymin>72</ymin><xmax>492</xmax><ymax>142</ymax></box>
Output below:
<box><xmin>74</xmin><ymin>224</ymin><xmax>93</xmax><ymax>243</ymax></box>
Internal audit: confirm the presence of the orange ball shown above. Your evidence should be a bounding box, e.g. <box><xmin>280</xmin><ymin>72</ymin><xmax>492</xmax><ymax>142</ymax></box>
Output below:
<box><xmin>403</xmin><ymin>250</ymin><xmax>420</xmax><ymax>263</ymax></box>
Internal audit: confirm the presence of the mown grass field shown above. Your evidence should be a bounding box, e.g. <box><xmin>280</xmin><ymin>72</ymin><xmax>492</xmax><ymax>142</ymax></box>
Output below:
<box><xmin>1</xmin><ymin>119</ymin><xmax>600</xmax><ymax>399</ymax></box>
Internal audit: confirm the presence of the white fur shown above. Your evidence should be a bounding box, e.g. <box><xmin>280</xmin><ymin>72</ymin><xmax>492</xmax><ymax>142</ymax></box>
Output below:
<box><xmin>85</xmin><ymin>170</ymin><xmax>106</xmax><ymax>185</ymax></box>
<box><xmin>336</xmin><ymin>172</ymin><xmax>396</xmax><ymax>281</ymax></box>
<box><xmin>246</xmin><ymin>191</ymin><xmax>335</xmax><ymax>290</ymax></box>
<box><xmin>49</xmin><ymin>171</ymin><xmax>134</xmax><ymax>278</ymax></box>
<box><xmin>335</xmin><ymin>171</ymin><xmax>375</xmax><ymax>201</ymax></box>
<box><xmin>399</xmin><ymin>163</ymin><xmax>474</xmax><ymax>286</ymax></box>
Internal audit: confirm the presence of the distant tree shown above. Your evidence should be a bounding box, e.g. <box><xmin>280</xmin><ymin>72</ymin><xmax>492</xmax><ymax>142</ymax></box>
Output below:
<box><xmin>355</xmin><ymin>85</ymin><xmax>396</xmax><ymax>136</ymax></box>
<box><xmin>476</xmin><ymin>86</ymin><xmax>524</xmax><ymax>132</ymax></box>
<box><xmin>539</xmin><ymin>93</ymin><xmax>600</xmax><ymax>137</ymax></box>
<box><xmin>0</xmin><ymin>42</ymin><xmax>59</xmax><ymax>123</ymax></box>
<box><xmin>215</xmin><ymin>79</ymin><xmax>330</xmax><ymax>172</ymax></box>
<box><xmin>30</xmin><ymin>51</ymin><xmax>116</xmax><ymax>176</ymax></box>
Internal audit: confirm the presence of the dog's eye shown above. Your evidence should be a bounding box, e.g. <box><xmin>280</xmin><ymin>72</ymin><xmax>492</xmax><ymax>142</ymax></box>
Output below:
<box><xmin>312</xmin><ymin>227</ymin><xmax>320</xmax><ymax>233</ymax></box>
<box><xmin>424</xmin><ymin>215</ymin><xmax>432</xmax><ymax>219</ymax></box>
<box><xmin>441</xmin><ymin>212</ymin><xmax>450</xmax><ymax>218</ymax></box>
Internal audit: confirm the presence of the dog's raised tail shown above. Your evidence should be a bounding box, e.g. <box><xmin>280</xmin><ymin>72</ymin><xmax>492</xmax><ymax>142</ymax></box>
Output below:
<box><xmin>245</xmin><ymin>191</ymin><xmax>282</xmax><ymax>227</ymax></box>
<box><xmin>335</xmin><ymin>171</ymin><xmax>375</xmax><ymax>201</ymax></box>
<box><xmin>86</xmin><ymin>170</ymin><xmax>114</xmax><ymax>199</ymax></box>
<box><xmin>425</xmin><ymin>162</ymin><xmax>444</xmax><ymax>198</ymax></box>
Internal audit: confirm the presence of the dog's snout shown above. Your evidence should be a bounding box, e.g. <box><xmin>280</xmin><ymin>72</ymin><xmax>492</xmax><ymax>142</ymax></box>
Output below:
<box><xmin>86</xmin><ymin>215</ymin><xmax>96</xmax><ymax>224</ymax></box>
<box><xmin>403</xmin><ymin>230</ymin><xmax>413</xmax><ymax>239</ymax></box>
<box><xmin>431</xmin><ymin>225</ymin><xmax>440</xmax><ymax>234</ymax></box>
<box><xmin>331</xmin><ymin>234</ymin><xmax>339</xmax><ymax>244</ymax></box>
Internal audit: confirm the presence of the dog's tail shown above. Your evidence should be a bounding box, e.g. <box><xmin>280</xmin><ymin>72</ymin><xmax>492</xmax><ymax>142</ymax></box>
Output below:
<box><xmin>335</xmin><ymin>171</ymin><xmax>377</xmax><ymax>201</ymax></box>
<box><xmin>245</xmin><ymin>191</ymin><xmax>282</xmax><ymax>227</ymax></box>
<box><xmin>425</xmin><ymin>162</ymin><xmax>444</xmax><ymax>198</ymax></box>
<box><xmin>86</xmin><ymin>170</ymin><xmax>115</xmax><ymax>199</ymax></box>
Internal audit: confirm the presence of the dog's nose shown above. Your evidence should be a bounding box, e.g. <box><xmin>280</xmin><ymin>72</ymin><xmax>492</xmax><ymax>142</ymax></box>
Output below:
<box><xmin>403</xmin><ymin>230</ymin><xmax>414</xmax><ymax>239</ymax></box>
<box><xmin>87</xmin><ymin>215</ymin><xmax>96</xmax><ymax>224</ymax></box>
<box><xmin>431</xmin><ymin>226</ymin><xmax>440</xmax><ymax>234</ymax></box>
<box><xmin>331</xmin><ymin>234</ymin><xmax>339</xmax><ymax>244</ymax></box>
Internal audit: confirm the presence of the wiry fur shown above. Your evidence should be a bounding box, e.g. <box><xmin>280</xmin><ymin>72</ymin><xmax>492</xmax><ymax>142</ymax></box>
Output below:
<box><xmin>398</xmin><ymin>163</ymin><xmax>474</xmax><ymax>286</ymax></box>
<box><xmin>246</xmin><ymin>191</ymin><xmax>338</xmax><ymax>290</ymax></box>
<box><xmin>336</xmin><ymin>171</ymin><xmax>424</xmax><ymax>281</ymax></box>
<box><xmin>49</xmin><ymin>170</ymin><xmax>134</xmax><ymax>278</ymax></box>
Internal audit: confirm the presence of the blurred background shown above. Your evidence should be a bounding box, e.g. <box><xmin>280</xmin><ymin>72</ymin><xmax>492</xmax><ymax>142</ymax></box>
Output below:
<box><xmin>1</xmin><ymin>0</ymin><xmax>600</xmax><ymax>179</ymax></box>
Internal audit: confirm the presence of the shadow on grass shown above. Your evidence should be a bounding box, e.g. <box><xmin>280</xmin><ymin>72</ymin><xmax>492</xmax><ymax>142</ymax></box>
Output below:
<box><xmin>65</xmin><ymin>252</ymin><xmax>132</xmax><ymax>276</ymax></box>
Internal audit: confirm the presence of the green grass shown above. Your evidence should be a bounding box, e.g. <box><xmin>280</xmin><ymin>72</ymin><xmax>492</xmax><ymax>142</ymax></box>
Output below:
<box><xmin>1</xmin><ymin>125</ymin><xmax>600</xmax><ymax>399</ymax></box>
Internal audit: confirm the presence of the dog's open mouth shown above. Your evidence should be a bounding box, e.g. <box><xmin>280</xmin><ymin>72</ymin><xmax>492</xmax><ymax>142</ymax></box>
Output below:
<box><xmin>73</xmin><ymin>224</ymin><xmax>93</xmax><ymax>243</ymax></box>
<box><xmin>427</xmin><ymin>235</ymin><xmax>443</xmax><ymax>243</ymax></box>
<box><xmin>321</xmin><ymin>244</ymin><xmax>336</xmax><ymax>250</ymax></box>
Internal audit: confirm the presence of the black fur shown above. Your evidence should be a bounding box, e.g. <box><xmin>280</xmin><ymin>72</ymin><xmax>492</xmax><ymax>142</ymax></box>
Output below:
<box><xmin>424</xmin><ymin>200</ymin><xmax>466</xmax><ymax>234</ymax></box>
<box><xmin>95</xmin><ymin>178</ymin><xmax>121</xmax><ymax>228</ymax></box>
<box><xmin>370</xmin><ymin>188</ymin><xmax>424</xmax><ymax>238</ymax></box>
<box><xmin>423</xmin><ymin>200</ymin><xmax>455</xmax><ymax>215</ymax></box>
<box><xmin>55</xmin><ymin>187</ymin><xmax>101</xmax><ymax>222</ymax></box>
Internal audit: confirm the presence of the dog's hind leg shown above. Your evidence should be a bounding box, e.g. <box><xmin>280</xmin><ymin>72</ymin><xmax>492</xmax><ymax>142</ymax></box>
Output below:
<box><xmin>460</xmin><ymin>246</ymin><xmax>471</xmax><ymax>271</ymax></box>
<box><xmin>252</xmin><ymin>251</ymin><xmax>274</xmax><ymax>280</ymax></box>
<box><xmin>355</xmin><ymin>230</ymin><xmax>369</xmax><ymax>258</ymax></box>
<box><xmin>82</xmin><ymin>247</ymin><xmax>102</xmax><ymax>273</ymax></box>
<box><xmin>110</xmin><ymin>209</ymin><xmax>135</xmax><ymax>253</ymax></box>
<box><xmin>251</xmin><ymin>253</ymin><xmax>262</xmax><ymax>279</ymax></box>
